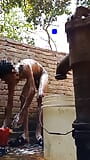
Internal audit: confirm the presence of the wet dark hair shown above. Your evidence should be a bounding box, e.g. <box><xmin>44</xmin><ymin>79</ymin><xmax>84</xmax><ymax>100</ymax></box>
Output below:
<box><xmin>0</xmin><ymin>60</ymin><xmax>15</xmax><ymax>79</ymax></box>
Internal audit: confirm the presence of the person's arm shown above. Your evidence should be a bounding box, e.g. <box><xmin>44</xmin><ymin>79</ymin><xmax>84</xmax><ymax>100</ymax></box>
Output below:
<box><xmin>12</xmin><ymin>64</ymin><xmax>36</xmax><ymax>127</ymax></box>
<box><xmin>3</xmin><ymin>82</ymin><xmax>15</xmax><ymax>127</ymax></box>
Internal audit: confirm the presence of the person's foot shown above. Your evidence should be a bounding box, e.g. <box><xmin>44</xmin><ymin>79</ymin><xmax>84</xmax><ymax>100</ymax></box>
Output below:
<box><xmin>36</xmin><ymin>135</ymin><xmax>43</xmax><ymax>147</ymax></box>
<box><xmin>36</xmin><ymin>137</ymin><xmax>43</xmax><ymax>146</ymax></box>
<box><xmin>11</xmin><ymin>113</ymin><xmax>23</xmax><ymax>129</ymax></box>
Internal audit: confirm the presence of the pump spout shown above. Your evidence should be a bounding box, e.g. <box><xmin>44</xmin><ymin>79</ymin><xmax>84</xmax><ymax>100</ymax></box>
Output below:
<box><xmin>55</xmin><ymin>54</ymin><xmax>71</xmax><ymax>80</ymax></box>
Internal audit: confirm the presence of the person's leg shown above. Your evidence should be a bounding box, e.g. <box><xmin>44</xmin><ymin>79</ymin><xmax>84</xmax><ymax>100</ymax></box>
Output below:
<box><xmin>36</xmin><ymin>72</ymin><xmax>48</xmax><ymax>145</ymax></box>
<box><xmin>23</xmin><ymin>108</ymin><xmax>29</xmax><ymax>142</ymax></box>
<box><xmin>36</xmin><ymin>96</ymin><xmax>43</xmax><ymax>145</ymax></box>
<box><xmin>19</xmin><ymin>83</ymin><xmax>35</xmax><ymax>143</ymax></box>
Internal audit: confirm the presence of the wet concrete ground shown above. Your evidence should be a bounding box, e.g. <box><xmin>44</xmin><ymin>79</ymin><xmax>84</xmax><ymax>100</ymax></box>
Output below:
<box><xmin>0</xmin><ymin>144</ymin><xmax>45</xmax><ymax>160</ymax></box>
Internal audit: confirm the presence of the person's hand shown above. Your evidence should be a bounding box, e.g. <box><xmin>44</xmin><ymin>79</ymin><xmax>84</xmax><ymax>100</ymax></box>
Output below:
<box><xmin>11</xmin><ymin>113</ymin><xmax>22</xmax><ymax>128</ymax></box>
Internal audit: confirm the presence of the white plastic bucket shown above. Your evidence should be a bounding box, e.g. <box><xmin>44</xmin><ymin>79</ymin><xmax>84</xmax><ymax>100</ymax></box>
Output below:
<box><xmin>43</xmin><ymin>94</ymin><xmax>76</xmax><ymax>160</ymax></box>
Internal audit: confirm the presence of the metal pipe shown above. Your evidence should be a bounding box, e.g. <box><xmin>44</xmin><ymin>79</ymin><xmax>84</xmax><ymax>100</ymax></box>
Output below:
<box><xmin>55</xmin><ymin>54</ymin><xmax>71</xmax><ymax>80</ymax></box>
<box><xmin>56</xmin><ymin>6</ymin><xmax>90</xmax><ymax>160</ymax></box>
<box><xmin>65</xmin><ymin>6</ymin><xmax>90</xmax><ymax>160</ymax></box>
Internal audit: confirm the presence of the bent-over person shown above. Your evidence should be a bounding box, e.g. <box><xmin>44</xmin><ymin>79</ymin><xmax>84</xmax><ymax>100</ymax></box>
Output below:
<box><xmin>0</xmin><ymin>59</ymin><xmax>48</xmax><ymax>146</ymax></box>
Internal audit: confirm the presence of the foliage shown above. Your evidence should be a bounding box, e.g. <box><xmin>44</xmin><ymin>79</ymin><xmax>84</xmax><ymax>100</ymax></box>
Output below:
<box><xmin>23</xmin><ymin>0</ymin><xmax>71</xmax><ymax>50</ymax></box>
<box><xmin>0</xmin><ymin>8</ymin><xmax>35</xmax><ymax>45</ymax></box>
<box><xmin>24</xmin><ymin>0</ymin><xmax>71</xmax><ymax>28</ymax></box>
<box><xmin>76</xmin><ymin>0</ymin><xmax>90</xmax><ymax>6</ymax></box>
<box><xmin>1</xmin><ymin>0</ymin><xmax>23</xmax><ymax>13</ymax></box>
<box><xmin>0</xmin><ymin>0</ymin><xmax>72</xmax><ymax>49</ymax></box>
<box><xmin>1</xmin><ymin>0</ymin><xmax>90</xmax><ymax>27</ymax></box>
<box><xmin>1</xmin><ymin>0</ymin><xmax>90</xmax><ymax>49</ymax></box>
<box><xmin>1</xmin><ymin>0</ymin><xmax>72</xmax><ymax>28</ymax></box>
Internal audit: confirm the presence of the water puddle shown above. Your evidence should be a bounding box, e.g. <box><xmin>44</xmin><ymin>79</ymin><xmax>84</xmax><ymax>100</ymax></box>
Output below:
<box><xmin>0</xmin><ymin>144</ymin><xmax>45</xmax><ymax>160</ymax></box>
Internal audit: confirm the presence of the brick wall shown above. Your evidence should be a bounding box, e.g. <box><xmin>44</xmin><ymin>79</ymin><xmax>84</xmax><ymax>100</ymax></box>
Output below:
<box><xmin>0</xmin><ymin>37</ymin><xmax>74</xmax><ymax>127</ymax></box>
